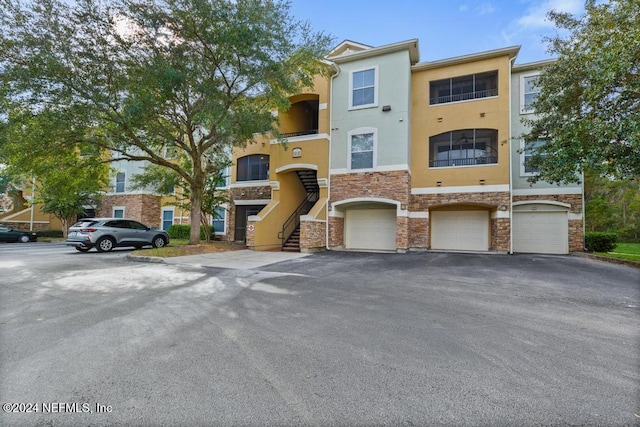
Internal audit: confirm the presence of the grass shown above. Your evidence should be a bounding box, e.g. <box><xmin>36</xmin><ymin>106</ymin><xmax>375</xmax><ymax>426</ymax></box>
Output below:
<box><xmin>132</xmin><ymin>240</ymin><xmax>246</xmax><ymax>258</ymax></box>
<box><xmin>594</xmin><ymin>242</ymin><xmax>640</xmax><ymax>263</ymax></box>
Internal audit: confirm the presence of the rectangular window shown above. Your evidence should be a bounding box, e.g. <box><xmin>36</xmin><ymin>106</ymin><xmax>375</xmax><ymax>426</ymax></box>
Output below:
<box><xmin>350</xmin><ymin>133</ymin><xmax>374</xmax><ymax>170</ymax></box>
<box><xmin>212</xmin><ymin>207</ymin><xmax>226</xmax><ymax>234</ymax></box>
<box><xmin>162</xmin><ymin>209</ymin><xmax>174</xmax><ymax>231</ymax></box>
<box><xmin>113</xmin><ymin>207</ymin><xmax>125</xmax><ymax>218</ymax></box>
<box><xmin>115</xmin><ymin>172</ymin><xmax>125</xmax><ymax>193</ymax></box>
<box><xmin>430</xmin><ymin>71</ymin><xmax>498</xmax><ymax>105</ymax></box>
<box><xmin>350</xmin><ymin>67</ymin><xmax>377</xmax><ymax>109</ymax></box>
<box><xmin>522</xmin><ymin>139</ymin><xmax>546</xmax><ymax>175</ymax></box>
<box><xmin>521</xmin><ymin>75</ymin><xmax>540</xmax><ymax>113</ymax></box>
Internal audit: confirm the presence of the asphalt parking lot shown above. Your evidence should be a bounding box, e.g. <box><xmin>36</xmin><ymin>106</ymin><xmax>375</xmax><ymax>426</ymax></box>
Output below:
<box><xmin>1</xmin><ymin>244</ymin><xmax>639</xmax><ymax>426</ymax></box>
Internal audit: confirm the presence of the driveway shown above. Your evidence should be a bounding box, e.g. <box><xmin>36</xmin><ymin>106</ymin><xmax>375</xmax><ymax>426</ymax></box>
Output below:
<box><xmin>1</xmin><ymin>247</ymin><xmax>638</xmax><ymax>426</ymax></box>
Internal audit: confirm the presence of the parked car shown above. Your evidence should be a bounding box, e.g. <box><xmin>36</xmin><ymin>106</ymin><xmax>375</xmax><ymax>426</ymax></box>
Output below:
<box><xmin>66</xmin><ymin>218</ymin><xmax>169</xmax><ymax>252</ymax></box>
<box><xmin>0</xmin><ymin>224</ymin><xmax>38</xmax><ymax>243</ymax></box>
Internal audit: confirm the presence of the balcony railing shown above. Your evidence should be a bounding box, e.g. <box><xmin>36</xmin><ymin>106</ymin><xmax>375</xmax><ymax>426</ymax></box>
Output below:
<box><xmin>279</xmin><ymin>129</ymin><xmax>319</xmax><ymax>138</ymax></box>
<box><xmin>429</xmin><ymin>156</ymin><xmax>498</xmax><ymax>168</ymax></box>
<box><xmin>430</xmin><ymin>88</ymin><xmax>498</xmax><ymax>105</ymax></box>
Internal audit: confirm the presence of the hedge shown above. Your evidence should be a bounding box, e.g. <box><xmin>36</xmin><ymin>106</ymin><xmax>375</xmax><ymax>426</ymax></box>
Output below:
<box><xmin>167</xmin><ymin>224</ymin><xmax>215</xmax><ymax>240</ymax></box>
<box><xmin>36</xmin><ymin>229</ymin><xmax>64</xmax><ymax>238</ymax></box>
<box><xmin>585</xmin><ymin>232</ymin><xmax>617</xmax><ymax>252</ymax></box>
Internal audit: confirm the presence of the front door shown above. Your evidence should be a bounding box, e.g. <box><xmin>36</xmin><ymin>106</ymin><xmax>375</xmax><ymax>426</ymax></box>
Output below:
<box><xmin>235</xmin><ymin>205</ymin><xmax>263</xmax><ymax>242</ymax></box>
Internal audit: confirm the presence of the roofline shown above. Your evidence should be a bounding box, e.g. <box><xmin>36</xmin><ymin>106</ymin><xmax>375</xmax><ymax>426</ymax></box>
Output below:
<box><xmin>411</xmin><ymin>45</ymin><xmax>521</xmax><ymax>71</ymax></box>
<box><xmin>328</xmin><ymin>39</ymin><xmax>420</xmax><ymax>65</ymax></box>
<box><xmin>512</xmin><ymin>58</ymin><xmax>556</xmax><ymax>72</ymax></box>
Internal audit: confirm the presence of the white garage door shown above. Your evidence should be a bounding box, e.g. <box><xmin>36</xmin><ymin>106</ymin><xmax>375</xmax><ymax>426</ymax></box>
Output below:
<box><xmin>431</xmin><ymin>210</ymin><xmax>489</xmax><ymax>251</ymax></box>
<box><xmin>513</xmin><ymin>211</ymin><xmax>568</xmax><ymax>254</ymax></box>
<box><xmin>345</xmin><ymin>208</ymin><xmax>397</xmax><ymax>251</ymax></box>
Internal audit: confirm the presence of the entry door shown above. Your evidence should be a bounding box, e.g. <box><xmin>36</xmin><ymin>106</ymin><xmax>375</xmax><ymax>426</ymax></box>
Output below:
<box><xmin>235</xmin><ymin>205</ymin><xmax>262</xmax><ymax>242</ymax></box>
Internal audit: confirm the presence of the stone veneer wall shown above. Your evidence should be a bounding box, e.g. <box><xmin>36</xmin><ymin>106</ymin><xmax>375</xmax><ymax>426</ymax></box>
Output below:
<box><xmin>513</xmin><ymin>193</ymin><xmax>584</xmax><ymax>252</ymax></box>
<box><xmin>329</xmin><ymin>171</ymin><xmax>411</xmax><ymax>249</ymax></box>
<box><xmin>330</xmin><ymin>171</ymin><xmax>411</xmax><ymax>205</ymax></box>
<box><xmin>410</xmin><ymin>191</ymin><xmax>511</xmax><ymax>251</ymax></box>
<box><xmin>328</xmin><ymin>217</ymin><xmax>344</xmax><ymax>248</ymax></box>
<box><xmin>0</xmin><ymin>221</ymin><xmax>50</xmax><ymax>232</ymax></box>
<box><xmin>300</xmin><ymin>219</ymin><xmax>326</xmax><ymax>252</ymax></box>
<box><xmin>98</xmin><ymin>194</ymin><xmax>161</xmax><ymax>228</ymax></box>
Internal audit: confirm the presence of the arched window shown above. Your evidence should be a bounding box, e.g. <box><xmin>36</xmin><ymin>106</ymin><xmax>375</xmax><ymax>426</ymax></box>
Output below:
<box><xmin>429</xmin><ymin>129</ymin><xmax>498</xmax><ymax>168</ymax></box>
<box><xmin>237</xmin><ymin>155</ymin><xmax>269</xmax><ymax>181</ymax></box>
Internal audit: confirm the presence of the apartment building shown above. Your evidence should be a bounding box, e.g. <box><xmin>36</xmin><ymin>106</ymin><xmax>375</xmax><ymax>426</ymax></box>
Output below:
<box><xmin>1</xmin><ymin>37</ymin><xmax>583</xmax><ymax>253</ymax></box>
<box><xmin>232</xmin><ymin>39</ymin><xmax>584</xmax><ymax>254</ymax></box>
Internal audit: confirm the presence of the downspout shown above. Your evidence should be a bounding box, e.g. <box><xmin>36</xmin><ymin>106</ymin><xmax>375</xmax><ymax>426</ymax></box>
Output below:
<box><xmin>326</xmin><ymin>61</ymin><xmax>340</xmax><ymax>251</ymax></box>
<box><xmin>29</xmin><ymin>176</ymin><xmax>36</xmax><ymax>231</ymax></box>
<box><xmin>581</xmin><ymin>171</ymin><xmax>586</xmax><ymax>251</ymax></box>
<box><xmin>508</xmin><ymin>56</ymin><xmax>516</xmax><ymax>254</ymax></box>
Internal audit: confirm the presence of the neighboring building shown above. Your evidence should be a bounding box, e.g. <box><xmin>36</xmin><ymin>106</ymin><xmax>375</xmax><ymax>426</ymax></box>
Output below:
<box><xmin>1</xmin><ymin>37</ymin><xmax>584</xmax><ymax>253</ymax></box>
<box><xmin>0</xmin><ymin>182</ymin><xmax>63</xmax><ymax>231</ymax></box>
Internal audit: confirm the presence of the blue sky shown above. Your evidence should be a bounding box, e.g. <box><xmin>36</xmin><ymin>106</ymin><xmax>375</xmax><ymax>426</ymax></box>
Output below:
<box><xmin>289</xmin><ymin>0</ymin><xmax>586</xmax><ymax>64</ymax></box>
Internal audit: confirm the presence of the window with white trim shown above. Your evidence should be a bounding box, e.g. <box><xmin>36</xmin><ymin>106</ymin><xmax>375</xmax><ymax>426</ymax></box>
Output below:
<box><xmin>521</xmin><ymin>74</ymin><xmax>540</xmax><ymax>113</ymax></box>
<box><xmin>115</xmin><ymin>172</ymin><xmax>125</xmax><ymax>193</ymax></box>
<box><xmin>113</xmin><ymin>207</ymin><xmax>125</xmax><ymax>218</ymax></box>
<box><xmin>161</xmin><ymin>208</ymin><xmax>174</xmax><ymax>231</ymax></box>
<box><xmin>212</xmin><ymin>206</ymin><xmax>226</xmax><ymax>234</ymax></box>
<box><xmin>348</xmin><ymin>128</ymin><xmax>377</xmax><ymax>170</ymax></box>
<box><xmin>349</xmin><ymin>67</ymin><xmax>377</xmax><ymax>109</ymax></box>
<box><xmin>521</xmin><ymin>139</ymin><xmax>546</xmax><ymax>176</ymax></box>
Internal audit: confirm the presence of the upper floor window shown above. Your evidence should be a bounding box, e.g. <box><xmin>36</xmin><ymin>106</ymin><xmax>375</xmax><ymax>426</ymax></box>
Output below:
<box><xmin>348</xmin><ymin>128</ymin><xmax>377</xmax><ymax>170</ymax></box>
<box><xmin>237</xmin><ymin>155</ymin><xmax>269</xmax><ymax>181</ymax></box>
<box><xmin>430</xmin><ymin>71</ymin><xmax>498</xmax><ymax>105</ymax></box>
<box><xmin>115</xmin><ymin>172</ymin><xmax>126</xmax><ymax>193</ymax></box>
<box><xmin>521</xmin><ymin>74</ymin><xmax>540</xmax><ymax>113</ymax></box>
<box><xmin>521</xmin><ymin>139</ymin><xmax>546</xmax><ymax>175</ymax></box>
<box><xmin>429</xmin><ymin>129</ymin><xmax>498</xmax><ymax>168</ymax></box>
<box><xmin>349</xmin><ymin>67</ymin><xmax>378</xmax><ymax>109</ymax></box>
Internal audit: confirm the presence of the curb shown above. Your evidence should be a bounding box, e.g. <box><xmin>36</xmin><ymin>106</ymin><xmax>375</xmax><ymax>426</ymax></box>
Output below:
<box><xmin>126</xmin><ymin>254</ymin><xmax>166</xmax><ymax>264</ymax></box>
<box><xmin>572</xmin><ymin>252</ymin><xmax>640</xmax><ymax>269</ymax></box>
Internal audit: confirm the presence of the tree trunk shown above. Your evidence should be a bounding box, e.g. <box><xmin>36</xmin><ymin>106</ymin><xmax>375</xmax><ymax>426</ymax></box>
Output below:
<box><xmin>189</xmin><ymin>188</ymin><xmax>202</xmax><ymax>245</ymax></box>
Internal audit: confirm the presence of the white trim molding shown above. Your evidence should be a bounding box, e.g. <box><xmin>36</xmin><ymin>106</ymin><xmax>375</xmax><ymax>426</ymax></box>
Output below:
<box><xmin>230</xmin><ymin>180</ymin><xmax>271</xmax><ymax>189</ymax></box>
<box><xmin>412</xmin><ymin>184</ymin><xmax>509</xmax><ymax>195</ymax></box>
<box><xmin>491</xmin><ymin>210</ymin><xmax>511</xmax><ymax>219</ymax></box>
<box><xmin>270</xmin><ymin>133</ymin><xmax>330</xmax><ymax>145</ymax></box>
<box><xmin>275</xmin><ymin>163</ymin><xmax>318</xmax><ymax>174</ymax></box>
<box><xmin>513</xmin><ymin>200</ymin><xmax>571</xmax><ymax>209</ymax></box>
<box><xmin>233</xmin><ymin>199</ymin><xmax>270</xmax><ymax>206</ymax></box>
<box><xmin>512</xmin><ymin>187</ymin><xmax>582</xmax><ymax>196</ymax></box>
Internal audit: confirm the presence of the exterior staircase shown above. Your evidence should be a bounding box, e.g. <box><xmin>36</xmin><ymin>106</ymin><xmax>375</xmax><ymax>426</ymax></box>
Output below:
<box><xmin>282</xmin><ymin>225</ymin><xmax>301</xmax><ymax>252</ymax></box>
<box><xmin>278</xmin><ymin>170</ymin><xmax>320</xmax><ymax>252</ymax></box>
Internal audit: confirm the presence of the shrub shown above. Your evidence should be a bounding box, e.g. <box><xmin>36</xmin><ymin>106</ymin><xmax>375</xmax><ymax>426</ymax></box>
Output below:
<box><xmin>585</xmin><ymin>232</ymin><xmax>617</xmax><ymax>252</ymax></box>
<box><xmin>167</xmin><ymin>224</ymin><xmax>215</xmax><ymax>240</ymax></box>
<box><xmin>37</xmin><ymin>229</ymin><xmax>64</xmax><ymax>238</ymax></box>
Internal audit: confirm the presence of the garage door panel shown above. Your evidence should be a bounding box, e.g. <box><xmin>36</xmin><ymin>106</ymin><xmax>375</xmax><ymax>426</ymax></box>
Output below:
<box><xmin>513</xmin><ymin>211</ymin><xmax>568</xmax><ymax>254</ymax></box>
<box><xmin>345</xmin><ymin>208</ymin><xmax>396</xmax><ymax>251</ymax></box>
<box><xmin>431</xmin><ymin>210</ymin><xmax>489</xmax><ymax>251</ymax></box>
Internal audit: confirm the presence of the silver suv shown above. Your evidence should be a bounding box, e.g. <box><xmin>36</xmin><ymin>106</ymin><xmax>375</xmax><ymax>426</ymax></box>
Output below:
<box><xmin>66</xmin><ymin>218</ymin><xmax>169</xmax><ymax>252</ymax></box>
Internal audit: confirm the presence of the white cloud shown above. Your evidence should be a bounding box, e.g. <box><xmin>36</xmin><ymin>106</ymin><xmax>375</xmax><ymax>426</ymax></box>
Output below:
<box><xmin>476</xmin><ymin>2</ymin><xmax>497</xmax><ymax>16</ymax></box>
<box><xmin>518</xmin><ymin>0</ymin><xmax>583</xmax><ymax>28</ymax></box>
<box><xmin>459</xmin><ymin>4</ymin><xmax>470</xmax><ymax>12</ymax></box>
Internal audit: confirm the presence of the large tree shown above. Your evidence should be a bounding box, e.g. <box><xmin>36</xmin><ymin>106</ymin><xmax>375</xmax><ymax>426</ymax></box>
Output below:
<box><xmin>0</xmin><ymin>0</ymin><xmax>332</xmax><ymax>244</ymax></box>
<box><xmin>523</xmin><ymin>0</ymin><xmax>639</xmax><ymax>184</ymax></box>
<box><xmin>0</xmin><ymin>110</ymin><xmax>109</xmax><ymax>235</ymax></box>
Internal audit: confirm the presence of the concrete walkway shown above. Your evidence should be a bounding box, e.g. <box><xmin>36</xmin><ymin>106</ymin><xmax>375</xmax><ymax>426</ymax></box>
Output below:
<box><xmin>131</xmin><ymin>249</ymin><xmax>310</xmax><ymax>269</ymax></box>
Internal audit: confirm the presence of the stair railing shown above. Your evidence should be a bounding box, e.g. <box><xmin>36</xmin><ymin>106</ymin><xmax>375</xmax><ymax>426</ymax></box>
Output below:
<box><xmin>278</xmin><ymin>192</ymin><xmax>318</xmax><ymax>248</ymax></box>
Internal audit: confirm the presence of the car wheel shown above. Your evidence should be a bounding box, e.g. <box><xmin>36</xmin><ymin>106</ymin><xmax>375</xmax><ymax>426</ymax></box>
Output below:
<box><xmin>96</xmin><ymin>237</ymin><xmax>115</xmax><ymax>252</ymax></box>
<box><xmin>18</xmin><ymin>234</ymin><xmax>30</xmax><ymax>243</ymax></box>
<box><xmin>152</xmin><ymin>235</ymin><xmax>167</xmax><ymax>248</ymax></box>
<box><xmin>75</xmin><ymin>247</ymin><xmax>90</xmax><ymax>252</ymax></box>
